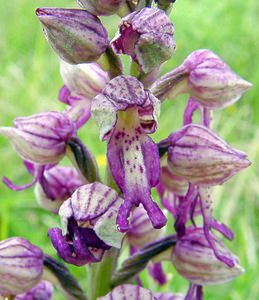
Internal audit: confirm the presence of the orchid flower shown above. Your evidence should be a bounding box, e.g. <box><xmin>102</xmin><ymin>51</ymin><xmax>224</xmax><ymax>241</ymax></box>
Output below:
<box><xmin>49</xmin><ymin>182</ymin><xmax>124</xmax><ymax>266</ymax></box>
<box><xmin>92</xmin><ymin>75</ymin><xmax>166</xmax><ymax>232</ymax></box>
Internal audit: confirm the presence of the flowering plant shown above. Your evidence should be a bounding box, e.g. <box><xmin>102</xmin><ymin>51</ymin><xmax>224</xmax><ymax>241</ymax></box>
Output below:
<box><xmin>0</xmin><ymin>0</ymin><xmax>252</xmax><ymax>299</ymax></box>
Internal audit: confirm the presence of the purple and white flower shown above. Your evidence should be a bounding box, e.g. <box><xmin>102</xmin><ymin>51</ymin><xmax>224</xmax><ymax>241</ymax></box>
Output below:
<box><xmin>112</xmin><ymin>8</ymin><xmax>175</xmax><ymax>73</ymax></box>
<box><xmin>49</xmin><ymin>182</ymin><xmax>123</xmax><ymax>266</ymax></box>
<box><xmin>92</xmin><ymin>75</ymin><xmax>166</xmax><ymax>232</ymax></box>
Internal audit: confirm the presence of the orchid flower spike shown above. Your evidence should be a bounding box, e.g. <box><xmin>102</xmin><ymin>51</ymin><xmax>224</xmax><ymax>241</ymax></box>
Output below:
<box><xmin>92</xmin><ymin>75</ymin><xmax>166</xmax><ymax>232</ymax></box>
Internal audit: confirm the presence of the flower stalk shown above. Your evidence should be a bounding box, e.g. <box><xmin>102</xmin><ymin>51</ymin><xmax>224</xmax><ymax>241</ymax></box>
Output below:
<box><xmin>87</xmin><ymin>249</ymin><xmax>119</xmax><ymax>300</ymax></box>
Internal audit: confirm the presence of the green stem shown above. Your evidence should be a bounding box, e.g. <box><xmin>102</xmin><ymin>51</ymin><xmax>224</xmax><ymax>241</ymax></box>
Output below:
<box><xmin>87</xmin><ymin>249</ymin><xmax>118</xmax><ymax>300</ymax></box>
<box><xmin>130</xmin><ymin>60</ymin><xmax>139</xmax><ymax>77</ymax></box>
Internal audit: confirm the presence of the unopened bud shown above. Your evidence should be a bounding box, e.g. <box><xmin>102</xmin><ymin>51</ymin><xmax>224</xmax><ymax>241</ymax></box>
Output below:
<box><xmin>60</xmin><ymin>60</ymin><xmax>109</xmax><ymax>100</ymax></box>
<box><xmin>0</xmin><ymin>238</ymin><xmax>44</xmax><ymax>296</ymax></box>
<box><xmin>183</xmin><ymin>49</ymin><xmax>252</xmax><ymax>108</ymax></box>
<box><xmin>152</xmin><ymin>49</ymin><xmax>252</xmax><ymax>108</ymax></box>
<box><xmin>77</xmin><ymin>0</ymin><xmax>126</xmax><ymax>16</ymax></box>
<box><xmin>171</xmin><ymin>228</ymin><xmax>244</xmax><ymax>285</ymax></box>
<box><xmin>167</xmin><ymin>124</ymin><xmax>250</xmax><ymax>186</ymax></box>
<box><xmin>36</xmin><ymin>8</ymin><xmax>108</xmax><ymax>64</ymax></box>
<box><xmin>0</xmin><ymin>111</ymin><xmax>75</xmax><ymax>164</ymax></box>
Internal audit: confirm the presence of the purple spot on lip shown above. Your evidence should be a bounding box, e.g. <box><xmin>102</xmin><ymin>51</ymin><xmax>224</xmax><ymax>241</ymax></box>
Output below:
<box><xmin>136</xmin><ymin>145</ymin><xmax>139</xmax><ymax>151</ymax></box>
<box><xmin>126</xmin><ymin>160</ymin><xmax>130</xmax><ymax>165</ymax></box>
<box><xmin>139</xmin><ymin>165</ymin><xmax>144</xmax><ymax>173</ymax></box>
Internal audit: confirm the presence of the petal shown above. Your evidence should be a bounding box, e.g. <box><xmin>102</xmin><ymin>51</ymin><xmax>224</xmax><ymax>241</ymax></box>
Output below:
<box><xmin>94</xmin><ymin>199</ymin><xmax>124</xmax><ymax>248</ymax></box>
<box><xmin>59</xmin><ymin>183</ymin><xmax>120</xmax><ymax>223</ymax></box>
<box><xmin>48</xmin><ymin>228</ymin><xmax>103</xmax><ymax>266</ymax></box>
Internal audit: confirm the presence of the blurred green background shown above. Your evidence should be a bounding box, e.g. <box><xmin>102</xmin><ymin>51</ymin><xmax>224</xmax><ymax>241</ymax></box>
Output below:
<box><xmin>0</xmin><ymin>0</ymin><xmax>259</xmax><ymax>299</ymax></box>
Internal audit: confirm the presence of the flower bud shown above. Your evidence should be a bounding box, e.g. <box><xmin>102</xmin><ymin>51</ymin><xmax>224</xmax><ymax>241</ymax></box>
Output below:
<box><xmin>0</xmin><ymin>111</ymin><xmax>75</xmax><ymax>164</ymax></box>
<box><xmin>60</xmin><ymin>60</ymin><xmax>109</xmax><ymax>101</ymax></box>
<box><xmin>35</xmin><ymin>166</ymin><xmax>83</xmax><ymax>214</ymax></box>
<box><xmin>77</xmin><ymin>0</ymin><xmax>126</xmax><ymax>16</ymax></box>
<box><xmin>112</xmin><ymin>7</ymin><xmax>175</xmax><ymax>73</ymax></box>
<box><xmin>171</xmin><ymin>228</ymin><xmax>244</xmax><ymax>285</ymax></box>
<box><xmin>99</xmin><ymin>284</ymin><xmax>157</xmax><ymax>300</ymax></box>
<box><xmin>0</xmin><ymin>238</ymin><xmax>44</xmax><ymax>296</ymax></box>
<box><xmin>16</xmin><ymin>281</ymin><xmax>53</xmax><ymax>300</ymax></box>
<box><xmin>152</xmin><ymin>49</ymin><xmax>252</xmax><ymax>108</ymax></box>
<box><xmin>167</xmin><ymin>124</ymin><xmax>250</xmax><ymax>186</ymax></box>
<box><xmin>182</xmin><ymin>49</ymin><xmax>252</xmax><ymax>108</ymax></box>
<box><xmin>36</xmin><ymin>8</ymin><xmax>108</xmax><ymax>64</ymax></box>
